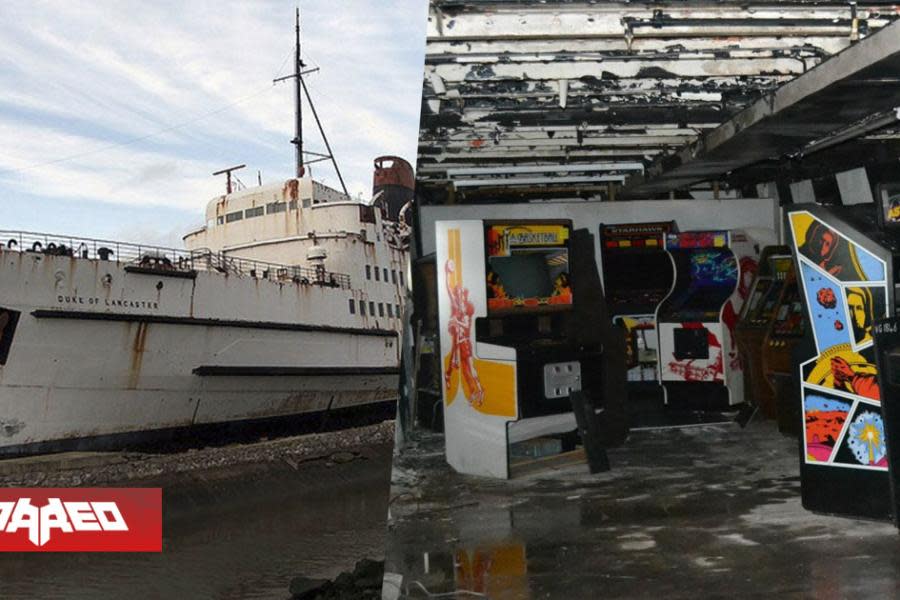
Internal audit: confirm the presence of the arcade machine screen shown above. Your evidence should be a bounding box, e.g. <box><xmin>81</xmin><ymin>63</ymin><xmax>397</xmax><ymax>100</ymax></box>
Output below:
<box><xmin>736</xmin><ymin>251</ymin><xmax>791</xmax><ymax>418</ymax></box>
<box><xmin>604</xmin><ymin>254</ymin><xmax>674</xmax><ymax>310</ymax></box>
<box><xmin>765</xmin><ymin>271</ymin><xmax>806</xmax><ymax>437</ymax></box>
<box><xmin>876</xmin><ymin>184</ymin><xmax>900</xmax><ymax>230</ymax></box>
<box><xmin>745</xmin><ymin>269</ymin><xmax>789</xmax><ymax>327</ymax></box>
<box><xmin>485</xmin><ymin>223</ymin><xmax>573</xmax><ymax>315</ymax></box>
<box><xmin>771</xmin><ymin>290</ymin><xmax>805</xmax><ymax>338</ymax></box>
<box><xmin>744</xmin><ymin>279</ymin><xmax>772</xmax><ymax>320</ymax></box>
<box><xmin>665</xmin><ymin>249</ymin><xmax>737</xmax><ymax>321</ymax></box>
<box><xmin>600</xmin><ymin>222</ymin><xmax>677</xmax><ymax>384</ymax></box>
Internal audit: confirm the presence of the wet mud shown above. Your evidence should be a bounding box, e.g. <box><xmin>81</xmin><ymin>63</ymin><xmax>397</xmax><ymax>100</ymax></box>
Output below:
<box><xmin>0</xmin><ymin>422</ymin><xmax>395</xmax><ymax>599</ymax></box>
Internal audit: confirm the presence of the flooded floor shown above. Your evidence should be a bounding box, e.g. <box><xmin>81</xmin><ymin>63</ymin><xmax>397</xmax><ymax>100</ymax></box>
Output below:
<box><xmin>385</xmin><ymin>421</ymin><xmax>900</xmax><ymax>599</ymax></box>
<box><xmin>0</xmin><ymin>439</ymin><xmax>392</xmax><ymax>599</ymax></box>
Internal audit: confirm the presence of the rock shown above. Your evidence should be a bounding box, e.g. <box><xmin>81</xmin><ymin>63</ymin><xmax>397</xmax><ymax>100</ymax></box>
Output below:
<box><xmin>289</xmin><ymin>576</ymin><xmax>329</xmax><ymax>599</ymax></box>
<box><xmin>330</xmin><ymin>451</ymin><xmax>356</xmax><ymax>464</ymax></box>
<box><xmin>288</xmin><ymin>560</ymin><xmax>384</xmax><ymax>599</ymax></box>
<box><xmin>333</xmin><ymin>571</ymin><xmax>354</xmax><ymax>589</ymax></box>
<box><xmin>352</xmin><ymin>558</ymin><xmax>384</xmax><ymax>588</ymax></box>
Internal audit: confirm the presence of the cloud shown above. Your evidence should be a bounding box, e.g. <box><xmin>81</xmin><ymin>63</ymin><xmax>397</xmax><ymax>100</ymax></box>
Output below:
<box><xmin>0</xmin><ymin>0</ymin><xmax>427</xmax><ymax>242</ymax></box>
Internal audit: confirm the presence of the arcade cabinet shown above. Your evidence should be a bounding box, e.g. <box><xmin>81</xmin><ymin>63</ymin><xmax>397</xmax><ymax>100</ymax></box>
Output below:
<box><xmin>735</xmin><ymin>246</ymin><xmax>792</xmax><ymax>418</ymax></box>
<box><xmin>872</xmin><ymin>183</ymin><xmax>900</xmax><ymax>529</ymax></box>
<box><xmin>435</xmin><ymin>219</ymin><xmax>627</xmax><ymax>479</ymax></box>
<box><xmin>600</xmin><ymin>222</ymin><xmax>677</xmax><ymax>385</ymax></box>
<box><xmin>656</xmin><ymin>230</ymin><xmax>759</xmax><ymax>409</ymax></box>
<box><xmin>786</xmin><ymin>201</ymin><xmax>899</xmax><ymax>520</ymax></box>
<box><xmin>761</xmin><ymin>262</ymin><xmax>807</xmax><ymax>437</ymax></box>
<box><xmin>873</xmin><ymin>319</ymin><xmax>900</xmax><ymax>528</ymax></box>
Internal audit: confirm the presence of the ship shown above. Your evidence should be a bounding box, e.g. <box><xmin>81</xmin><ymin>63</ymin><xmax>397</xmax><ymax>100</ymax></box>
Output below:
<box><xmin>0</xmin><ymin>12</ymin><xmax>413</xmax><ymax>457</ymax></box>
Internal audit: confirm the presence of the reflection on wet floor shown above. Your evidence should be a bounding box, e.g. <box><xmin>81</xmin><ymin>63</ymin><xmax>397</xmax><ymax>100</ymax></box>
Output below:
<box><xmin>384</xmin><ymin>422</ymin><xmax>900</xmax><ymax>599</ymax></box>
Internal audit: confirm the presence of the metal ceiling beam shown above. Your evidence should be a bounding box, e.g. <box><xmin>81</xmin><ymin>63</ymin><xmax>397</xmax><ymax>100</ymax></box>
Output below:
<box><xmin>427</xmin><ymin>4</ymin><xmax>894</xmax><ymax>40</ymax></box>
<box><xmin>624</xmin><ymin>19</ymin><xmax>900</xmax><ymax>196</ymax></box>
<box><xmin>454</xmin><ymin>174</ymin><xmax>627</xmax><ymax>187</ymax></box>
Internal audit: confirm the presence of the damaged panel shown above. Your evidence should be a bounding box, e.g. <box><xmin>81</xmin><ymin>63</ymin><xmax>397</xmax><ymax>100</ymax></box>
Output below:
<box><xmin>417</xmin><ymin>0</ymin><xmax>900</xmax><ymax>202</ymax></box>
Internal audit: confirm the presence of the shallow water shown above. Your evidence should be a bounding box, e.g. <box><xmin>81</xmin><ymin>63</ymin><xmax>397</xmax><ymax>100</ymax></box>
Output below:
<box><xmin>0</xmin><ymin>444</ymin><xmax>392</xmax><ymax>599</ymax></box>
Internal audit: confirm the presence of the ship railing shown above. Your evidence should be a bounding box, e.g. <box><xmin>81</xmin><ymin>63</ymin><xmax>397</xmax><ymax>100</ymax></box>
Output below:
<box><xmin>0</xmin><ymin>230</ymin><xmax>195</xmax><ymax>269</ymax></box>
<box><xmin>0</xmin><ymin>231</ymin><xmax>352</xmax><ymax>289</ymax></box>
<box><xmin>190</xmin><ymin>249</ymin><xmax>351</xmax><ymax>289</ymax></box>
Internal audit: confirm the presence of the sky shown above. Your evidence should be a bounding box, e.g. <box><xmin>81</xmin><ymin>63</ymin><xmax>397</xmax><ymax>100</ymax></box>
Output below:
<box><xmin>0</xmin><ymin>0</ymin><xmax>427</xmax><ymax>247</ymax></box>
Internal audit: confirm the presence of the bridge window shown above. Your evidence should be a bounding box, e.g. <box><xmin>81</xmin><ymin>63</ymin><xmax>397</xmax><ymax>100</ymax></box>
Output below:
<box><xmin>267</xmin><ymin>202</ymin><xmax>287</xmax><ymax>214</ymax></box>
<box><xmin>348</xmin><ymin>299</ymin><xmax>355</xmax><ymax>314</ymax></box>
<box><xmin>245</xmin><ymin>206</ymin><xmax>264</xmax><ymax>218</ymax></box>
<box><xmin>225</xmin><ymin>211</ymin><xmax>243</xmax><ymax>223</ymax></box>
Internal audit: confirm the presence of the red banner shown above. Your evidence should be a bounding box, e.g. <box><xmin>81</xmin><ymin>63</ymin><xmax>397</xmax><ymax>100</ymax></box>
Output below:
<box><xmin>0</xmin><ymin>488</ymin><xmax>162</xmax><ymax>552</ymax></box>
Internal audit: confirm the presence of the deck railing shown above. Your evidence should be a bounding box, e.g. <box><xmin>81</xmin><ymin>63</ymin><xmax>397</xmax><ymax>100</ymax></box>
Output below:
<box><xmin>0</xmin><ymin>230</ymin><xmax>352</xmax><ymax>289</ymax></box>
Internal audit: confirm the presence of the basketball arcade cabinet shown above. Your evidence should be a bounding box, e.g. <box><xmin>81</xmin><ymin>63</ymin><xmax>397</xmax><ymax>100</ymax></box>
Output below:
<box><xmin>656</xmin><ymin>230</ymin><xmax>758</xmax><ymax>409</ymax></box>
<box><xmin>787</xmin><ymin>203</ymin><xmax>896</xmax><ymax>519</ymax></box>
<box><xmin>600</xmin><ymin>222</ymin><xmax>678</xmax><ymax>385</ymax></box>
<box><xmin>735</xmin><ymin>246</ymin><xmax>792</xmax><ymax>418</ymax></box>
<box><xmin>436</xmin><ymin>220</ymin><xmax>627</xmax><ymax>479</ymax></box>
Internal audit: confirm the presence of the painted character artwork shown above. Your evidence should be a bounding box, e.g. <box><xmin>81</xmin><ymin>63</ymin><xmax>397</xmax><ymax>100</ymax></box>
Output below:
<box><xmin>845</xmin><ymin>286</ymin><xmax>878</xmax><ymax>347</ymax></box>
<box><xmin>886</xmin><ymin>195</ymin><xmax>900</xmax><ymax>224</ymax></box>
<box><xmin>445</xmin><ymin>259</ymin><xmax>485</xmax><ymax>408</ymax></box>
<box><xmin>803</xmin><ymin>345</ymin><xmax>880</xmax><ymax>401</ymax></box>
<box><xmin>804</xmin><ymin>394</ymin><xmax>851</xmax><ymax>462</ymax></box>
<box><xmin>846</xmin><ymin>411</ymin><xmax>887</xmax><ymax>467</ymax></box>
<box><xmin>790</xmin><ymin>211</ymin><xmax>889</xmax><ymax>471</ymax></box>
<box><xmin>830</xmin><ymin>353</ymin><xmax>879</xmax><ymax>401</ymax></box>
<box><xmin>798</xmin><ymin>221</ymin><xmax>857</xmax><ymax>279</ymax></box>
<box><xmin>486</xmin><ymin>268</ymin><xmax>507</xmax><ymax>300</ymax></box>
<box><xmin>552</xmin><ymin>272</ymin><xmax>571</xmax><ymax>300</ymax></box>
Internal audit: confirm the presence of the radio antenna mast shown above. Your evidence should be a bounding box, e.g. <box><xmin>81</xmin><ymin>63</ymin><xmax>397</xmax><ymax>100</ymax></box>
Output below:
<box><xmin>274</xmin><ymin>8</ymin><xmax>349</xmax><ymax>195</ymax></box>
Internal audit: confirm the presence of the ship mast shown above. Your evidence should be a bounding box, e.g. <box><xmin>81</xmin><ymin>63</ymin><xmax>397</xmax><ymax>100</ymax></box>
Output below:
<box><xmin>274</xmin><ymin>8</ymin><xmax>349</xmax><ymax>195</ymax></box>
<box><xmin>294</xmin><ymin>7</ymin><xmax>304</xmax><ymax>177</ymax></box>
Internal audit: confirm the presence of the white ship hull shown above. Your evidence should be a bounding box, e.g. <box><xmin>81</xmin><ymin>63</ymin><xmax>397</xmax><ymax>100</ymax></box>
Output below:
<box><xmin>0</xmin><ymin>247</ymin><xmax>401</xmax><ymax>455</ymax></box>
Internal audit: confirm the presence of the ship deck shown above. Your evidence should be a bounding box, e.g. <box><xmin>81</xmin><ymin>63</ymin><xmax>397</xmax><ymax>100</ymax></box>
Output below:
<box><xmin>0</xmin><ymin>230</ymin><xmax>351</xmax><ymax>288</ymax></box>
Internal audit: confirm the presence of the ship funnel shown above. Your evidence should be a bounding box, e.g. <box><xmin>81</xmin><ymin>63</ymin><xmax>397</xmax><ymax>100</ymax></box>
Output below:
<box><xmin>373</xmin><ymin>156</ymin><xmax>414</xmax><ymax>222</ymax></box>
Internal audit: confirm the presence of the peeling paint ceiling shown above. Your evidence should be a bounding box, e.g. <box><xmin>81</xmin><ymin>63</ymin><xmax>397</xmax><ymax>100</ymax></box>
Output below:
<box><xmin>416</xmin><ymin>1</ymin><xmax>900</xmax><ymax>202</ymax></box>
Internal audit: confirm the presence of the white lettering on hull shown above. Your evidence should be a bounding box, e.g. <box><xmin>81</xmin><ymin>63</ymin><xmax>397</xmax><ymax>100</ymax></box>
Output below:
<box><xmin>56</xmin><ymin>296</ymin><xmax>160</xmax><ymax>310</ymax></box>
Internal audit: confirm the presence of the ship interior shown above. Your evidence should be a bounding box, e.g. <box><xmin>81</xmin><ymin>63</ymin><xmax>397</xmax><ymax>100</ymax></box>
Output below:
<box><xmin>387</xmin><ymin>2</ymin><xmax>900</xmax><ymax>597</ymax></box>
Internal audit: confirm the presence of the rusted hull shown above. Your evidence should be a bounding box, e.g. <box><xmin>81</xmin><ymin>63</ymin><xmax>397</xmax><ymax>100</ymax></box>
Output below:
<box><xmin>0</xmin><ymin>249</ymin><xmax>400</xmax><ymax>455</ymax></box>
